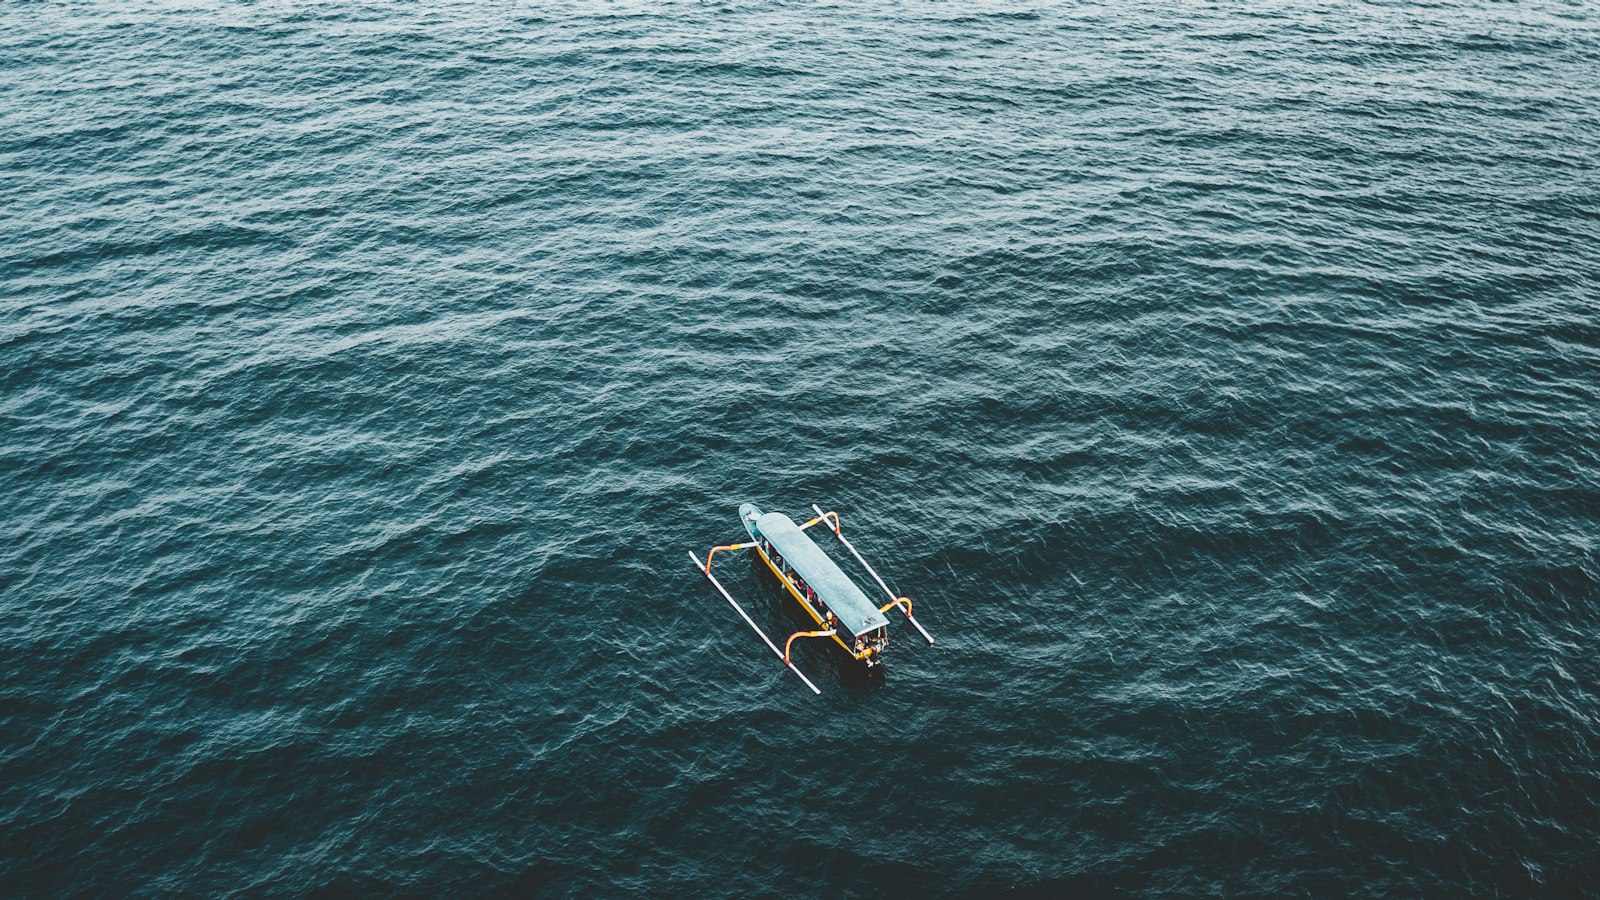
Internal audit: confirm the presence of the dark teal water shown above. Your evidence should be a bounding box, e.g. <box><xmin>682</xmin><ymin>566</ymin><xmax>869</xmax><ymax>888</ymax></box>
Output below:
<box><xmin>4</xmin><ymin>1</ymin><xmax>1599</xmax><ymax>895</ymax></box>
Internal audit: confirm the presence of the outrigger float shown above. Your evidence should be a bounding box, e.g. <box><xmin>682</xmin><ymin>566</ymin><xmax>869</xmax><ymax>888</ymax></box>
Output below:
<box><xmin>689</xmin><ymin>503</ymin><xmax>933</xmax><ymax>694</ymax></box>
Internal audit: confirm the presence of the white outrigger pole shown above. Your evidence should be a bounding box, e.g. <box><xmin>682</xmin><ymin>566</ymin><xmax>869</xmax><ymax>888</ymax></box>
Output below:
<box><xmin>689</xmin><ymin>549</ymin><xmax>822</xmax><ymax>695</ymax></box>
<box><xmin>812</xmin><ymin>504</ymin><xmax>935</xmax><ymax>645</ymax></box>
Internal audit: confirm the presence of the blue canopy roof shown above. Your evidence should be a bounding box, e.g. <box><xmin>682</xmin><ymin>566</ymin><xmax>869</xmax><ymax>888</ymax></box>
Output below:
<box><xmin>752</xmin><ymin>511</ymin><xmax>889</xmax><ymax>638</ymax></box>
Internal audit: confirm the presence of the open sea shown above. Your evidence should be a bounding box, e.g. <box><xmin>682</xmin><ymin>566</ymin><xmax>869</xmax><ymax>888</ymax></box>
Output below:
<box><xmin>3</xmin><ymin>0</ymin><xmax>1598</xmax><ymax>895</ymax></box>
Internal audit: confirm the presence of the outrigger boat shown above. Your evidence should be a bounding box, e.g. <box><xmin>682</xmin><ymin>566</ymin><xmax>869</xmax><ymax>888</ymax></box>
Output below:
<box><xmin>689</xmin><ymin>503</ymin><xmax>933</xmax><ymax>694</ymax></box>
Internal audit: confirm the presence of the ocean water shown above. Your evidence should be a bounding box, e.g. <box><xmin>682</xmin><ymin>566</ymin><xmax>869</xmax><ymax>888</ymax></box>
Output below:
<box><xmin>3</xmin><ymin>0</ymin><xmax>1598</xmax><ymax>894</ymax></box>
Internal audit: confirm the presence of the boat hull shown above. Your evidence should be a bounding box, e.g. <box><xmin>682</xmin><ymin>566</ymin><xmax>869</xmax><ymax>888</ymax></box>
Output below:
<box><xmin>739</xmin><ymin>502</ymin><xmax>884</xmax><ymax>668</ymax></box>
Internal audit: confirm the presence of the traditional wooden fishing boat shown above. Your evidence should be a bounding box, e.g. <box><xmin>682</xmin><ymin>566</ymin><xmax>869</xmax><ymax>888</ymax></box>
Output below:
<box><xmin>689</xmin><ymin>503</ymin><xmax>933</xmax><ymax>694</ymax></box>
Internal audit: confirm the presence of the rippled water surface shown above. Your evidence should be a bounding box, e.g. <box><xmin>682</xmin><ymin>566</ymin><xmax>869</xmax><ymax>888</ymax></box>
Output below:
<box><xmin>4</xmin><ymin>0</ymin><xmax>1599</xmax><ymax>894</ymax></box>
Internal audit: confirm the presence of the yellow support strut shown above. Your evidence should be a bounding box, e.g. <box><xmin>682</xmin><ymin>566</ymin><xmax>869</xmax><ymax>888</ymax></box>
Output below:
<box><xmin>783</xmin><ymin>628</ymin><xmax>837</xmax><ymax>664</ymax></box>
<box><xmin>799</xmin><ymin>509</ymin><xmax>840</xmax><ymax>534</ymax></box>
<box><xmin>701</xmin><ymin>541</ymin><xmax>756</xmax><ymax>573</ymax></box>
<box><xmin>879</xmin><ymin>596</ymin><xmax>913</xmax><ymax>617</ymax></box>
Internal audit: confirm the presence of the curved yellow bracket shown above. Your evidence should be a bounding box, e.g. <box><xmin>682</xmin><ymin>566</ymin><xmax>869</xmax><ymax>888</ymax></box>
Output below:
<box><xmin>703</xmin><ymin>541</ymin><xmax>756</xmax><ymax>573</ymax></box>
<box><xmin>783</xmin><ymin>628</ymin><xmax>837</xmax><ymax>663</ymax></box>
<box><xmin>879</xmin><ymin>595</ymin><xmax>934</xmax><ymax>645</ymax></box>
<box><xmin>800</xmin><ymin>510</ymin><xmax>841</xmax><ymax>535</ymax></box>
<box><xmin>879</xmin><ymin>596</ymin><xmax>913</xmax><ymax>617</ymax></box>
